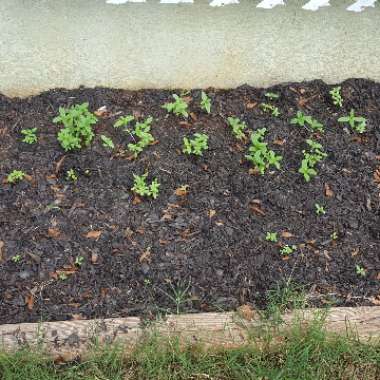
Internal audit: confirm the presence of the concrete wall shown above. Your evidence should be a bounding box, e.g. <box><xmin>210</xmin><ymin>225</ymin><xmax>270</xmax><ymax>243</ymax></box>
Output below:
<box><xmin>0</xmin><ymin>0</ymin><xmax>379</xmax><ymax>97</ymax></box>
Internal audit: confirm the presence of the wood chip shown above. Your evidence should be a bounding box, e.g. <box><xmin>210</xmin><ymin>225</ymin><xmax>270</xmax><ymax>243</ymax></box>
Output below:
<box><xmin>175</xmin><ymin>185</ymin><xmax>189</xmax><ymax>197</ymax></box>
<box><xmin>85</xmin><ymin>230</ymin><xmax>102</xmax><ymax>240</ymax></box>
<box><xmin>281</xmin><ymin>231</ymin><xmax>294</xmax><ymax>238</ymax></box>
<box><xmin>0</xmin><ymin>241</ymin><xmax>4</xmax><ymax>262</ymax></box>
<box><xmin>55</xmin><ymin>156</ymin><xmax>66</xmax><ymax>174</ymax></box>
<box><xmin>91</xmin><ymin>252</ymin><xmax>98</xmax><ymax>264</ymax></box>
<box><xmin>246</xmin><ymin>101</ymin><xmax>257</xmax><ymax>109</ymax></box>
<box><xmin>324</xmin><ymin>183</ymin><xmax>334</xmax><ymax>197</ymax></box>
<box><xmin>249</xmin><ymin>200</ymin><xmax>265</xmax><ymax>216</ymax></box>
<box><xmin>48</xmin><ymin>228</ymin><xmax>61</xmax><ymax>239</ymax></box>
<box><xmin>374</xmin><ymin>167</ymin><xmax>380</xmax><ymax>186</ymax></box>
<box><xmin>94</xmin><ymin>106</ymin><xmax>109</xmax><ymax>117</ymax></box>
<box><xmin>273</xmin><ymin>138</ymin><xmax>286</xmax><ymax>146</ymax></box>
<box><xmin>139</xmin><ymin>247</ymin><xmax>152</xmax><ymax>263</ymax></box>
<box><xmin>25</xmin><ymin>294</ymin><xmax>34</xmax><ymax>311</ymax></box>
<box><xmin>132</xmin><ymin>195</ymin><xmax>142</xmax><ymax>205</ymax></box>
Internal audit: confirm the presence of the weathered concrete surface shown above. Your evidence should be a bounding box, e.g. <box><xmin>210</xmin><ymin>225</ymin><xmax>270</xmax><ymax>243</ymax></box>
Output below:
<box><xmin>0</xmin><ymin>0</ymin><xmax>379</xmax><ymax>97</ymax></box>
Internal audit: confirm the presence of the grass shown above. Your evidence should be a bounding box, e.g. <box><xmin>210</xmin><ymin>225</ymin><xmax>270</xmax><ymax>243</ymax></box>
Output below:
<box><xmin>1</xmin><ymin>286</ymin><xmax>379</xmax><ymax>380</ymax></box>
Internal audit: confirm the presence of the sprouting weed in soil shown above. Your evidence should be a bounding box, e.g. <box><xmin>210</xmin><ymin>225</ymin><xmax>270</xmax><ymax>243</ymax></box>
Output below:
<box><xmin>355</xmin><ymin>265</ymin><xmax>366</xmax><ymax>278</ymax></box>
<box><xmin>7</xmin><ymin>170</ymin><xmax>26</xmax><ymax>184</ymax></box>
<box><xmin>338</xmin><ymin>109</ymin><xmax>367</xmax><ymax>133</ymax></box>
<box><xmin>144</xmin><ymin>278</ymin><xmax>152</xmax><ymax>286</ymax></box>
<box><xmin>299</xmin><ymin>139</ymin><xmax>327</xmax><ymax>182</ymax></box>
<box><xmin>308</xmin><ymin>118</ymin><xmax>324</xmax><ymax>133</ymax></box>
<box><xmin>131</xmin><ymin>173</ymin><xmax>160</xmax><ymax>199</ymax></box>
<box><xmin>266</xmin><ymin>232</ymin><xmax>278</xmax><ymax>242</ymax></box>
<box><xmin>264</xmin><ymin>92</ymin><xmax>279</xmax><ymax>100</ymax></box>
<box><xmin>331</xmin><ymin>232</ymin><xmax>338</xmax><ymax>240</ymax></box>
<box><xmin>58</xmin><ymin>273</ymin><xmax>68</xmax><ymax>281</ymax></box>
<box><xmin>227</xmin><ymin>117</ymin><xmax>246</xmax><ymax>140</ymax></box>
<box><xmin>11</xmin><ymin>255</ymin><xmax>21</xmax><ymax>264</ymax></box>
<box><xmin>260</xmin><ymin>103</ymin><xmax>280</xmax><ymax>117</ymax></box>
<box><xmin>114</xmin><ymin>115</ymin><xmax>135</xmax><ymax>129</ymax></box>
<box><xmin>75</xmin><ymin>256</ymin><xmax>84</xmax><ymax>267</ymax></box>
<box><xmin>66</xmin><ymin>169</ymin><xmax>78</xmax><ymax>182</ymax></box>
<box><xmin>280</xmin><ymin>245</ymin><xmax>297</xmax><ymax>256</ymax></box>
<box><xmin>100</xmin><ymin>135</ymin><xmax>114</xmax><ymax>149</ymax></box>
<box><xmin>291</xmin><ymin>111</ymin><xmax>312</xmax><ymax>127</ymax></box>
<box><xmin>330</xmin><ymin>86</ymin><xmax>343</xmax><ymax>108</ymax></box>
<box><xmin>53</xmin><ymin>103</ymin><xmax>97</xmax><ymax>151</ymax></box>
<box><xmin>315</xmin><ymin>203</ymin><xmax>326</xmax><ymax>216</ymax></box>
<box><xmin>159</xmin><ymin>281</ymin><xmax>192</xmax><ymax>314</ymax></box>
<box><xmin>245</xmin><ymin>128</ymin><xmax>282</xmax><ymax>174</ymax></box>
<box><xmin>127</xmin><ymin>117</ymin><xmax>154</xmax><ymax>158</ymax></box>
<box><xmin>21</xmin><ymin>128</ymin><xmax>38</xmax><ymax>144</ymax></box>
<box><xmin>200</xmin><ymin>91</ymin><xmax>211</xmax><ymax>114</ymax></box>
<box><xmin>183</xmin><ymin>133</ymin><xmax>209</xmax><ymax>156</ymax></box>
<box><xmin>162</xmin><ymin>94</ymin><xmax>189</xmax><ymax>118</ymax></box>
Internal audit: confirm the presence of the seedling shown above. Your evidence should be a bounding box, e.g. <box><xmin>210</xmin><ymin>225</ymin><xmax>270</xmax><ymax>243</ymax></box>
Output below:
<box><xmin>200</xmin><ymin>91</ymin><xmax>211</xmax><ymax>114</ymax></box>
<box><xmin>338</xmin><ymin>109</ymin><xmax>366</xmax><ymax>133</ymax></box>
<box><xmin>227</xmin><ymin>117</ymin><xmax>246</xmax><ymax>140</ymax></box>
<box><xmin>21</xmin><ymin>128</ymin><xmax>38</xmax><ymax>144</ymax></box>
<box><xmin>260</xmin><ymin>103</ymin><xmax>280</xmax><ymax>117</ymax></box>
<box><xmin>308</xmin><ymin>118</ymin><xmax>324</xmax><ymax>133</ymax></box>
<box><xmin>315</xmin><ymin>203</ymin><xmax>326</xmax><ymax>215</ymax></box>
<box><xmin>7</xmin><ymin>170</ymin><xmax>26</xmax><ymax>184</ymax></box>
<box><xmin>11</xmin><ymin>255</ymin><xmax>21</xmax><ymax>264</ymax></box>
<box><xmin>355</xmin><ymin>265</ymin><xmax>366</xmax><ymax>278</ymax></box>
<box><xmin>299</xmin><ymin>139</ymin><xmax>327</xmax><ymax>182</ymax></box>
<box><xmin>131</xmin><ymin>173</ymin><xmax>160</xmax><ymax>199</ymax></box>
<box><xmin>265</xmin><ymin>92</ymin><xmax>279</xmax><ymax>100</ymax></box>
<box><xmin>280</xmin><ymin>245</ymin><xmax>297</xmax><ymax>256</ymax></box>
<box><xmin>266</xmin><ymin>232</ymin><xmax>278</xmax><ymax>243</ymax></box>
<box><xmin>329</xmin><ymin>86</ymin><xmax>343</xmax><ymax>108</ymax></box>
<box><xmin>331</xmin><ymin>232</ymin><xmax>338</xmax><ymax>240</ymax></box>
<box><xmin>114</xmin><ymin>115</ymin><xmax>134</xmax><ymax>129</ymax></box>
<box><xmin>53</xmin><ymin>103</ymin><xmax>97</xmax><ymax>151</ymax></box>
<box><xmin>127</xmin><ymin>117</ymin><xmax>154</xmax><ymax>157</ymax></box>
<box><xmin>75</xmin><ymin>256</ymin><xmax>84</xmax><ymax>267</ymax></box>
<box><xmin>58</xmin><ymin>273</ymin><xmax>68</xmax><ymax>281</ymax></box>
<box><xmin>245</xmin><ymin>128</ymin><xmax>282</xmax><ymax>174</ymax></box>
<box><xmin>66</xmin><ymin>169</ymin><xmax>78</xmax><ymax>182</ymax></box>
<box><xmin>100</xmin><ymin>135</ymin><xmax>115</xmax><ymax>149</ymax></box>
<box><xmin>162</xmin><ymin>94</ymin><xmax>189</xmax><ymax>118</ymax></box>
<box><xmin>183</xmin><ymin>133</ymin><xmax>209</xmax><ymax>156</ymax></box>
<box><xmin>291</xmin><ymin>111</ymin><xmax>312</xmax><ymax>127</ymax></box>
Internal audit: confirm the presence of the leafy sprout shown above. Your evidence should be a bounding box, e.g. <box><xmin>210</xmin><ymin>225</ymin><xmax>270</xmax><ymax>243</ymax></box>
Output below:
<box><xmin>7</xmin><ymin>170</ymin><xmax>26</xmax><ymax>184</ymax></box>
<box><xmin>162</xmin><ymin>94</ymin><xmax>189</xmax><ymax>118</ymax></box>
<box><xmin>227</xmin><ymin>117</ymin><xmax>246</xmax><ymax>140</ymax></box>
<box><xmin>131</xmin><ymin>173</ymin><xmax>160</xmax><ymax>199</ymax></box>
<box><xmin>100</xmin><ymin>135</ymin><xmax>115</xmax><ymax>149</ymax></box>
<box><xmin>200</xmin><ymin>91</ymin><xmax>211</xmax><ymax>114</ymax></box>
<box><xmin>329</xmin><ymin>86</ymin><xmax>343</xmax><ymax>108</ymax></box>
<box><xmin>183</xmin><ymin>133</ymin><xmax>209</xmax><ymax>156</ymax></box>
<box><xmin>21</xmin><ymin>128</ymin><xmax>38</xmax><ymax>144</ymax></box>
<box><xmin>338</xmin><ymin>109</ymin><xmax>366</xmax><ymax>133</ymax></box>
<box><xmin>266</xmin><ymin>232</ymin><xmax>278</xmax><ymax>243</ymax></box>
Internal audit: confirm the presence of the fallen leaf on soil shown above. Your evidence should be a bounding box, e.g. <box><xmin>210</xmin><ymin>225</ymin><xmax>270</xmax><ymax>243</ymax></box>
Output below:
<box><xmin>48</xmin><ymin>228</ymin><xmax>61</xmax><ymax>239</ymax></box>
<box><xmin>159</xmin><ymin>239</ymin><xmax>169</xmax><ymax>245</ymax></box>
<box><xmin>179</xmin><ymin>121</ymin><xmax>192</xmax><ymax>128</ymax></box>
<box><xmin>25</xmin><ymin>294</ymin><xmax>34</xmax><ymax>311</ymax></box>
<box><xmin>0</xmin><ymin>241</ymin><xmax>4</xmax><ymax>262</ymax></box>
<box><xmin>234</xmin><ymin>143</ymin><xmax>245</xmax><ymax>152</ymax></box>
<box><xmin>132</xmin><ymin>195</ymin><xmax>142</xmax><ymax>205</ymax></box>
<box><xmin>246</xmin><ymin>101</ymin><xmax>257</xmax><ymax>109</ymax></box>
<box><xmin>237</xmin><ymin>304</ymin><xmax>255</xmax><ymax>321</ymax></box>
<box><xmin>175</xmin><ymin>185</ymin><xmax>189</xmax><ymax>196</ymax></box>
<box><xmin>324</xmin><ymin>183</ymin><xmax>334</xmax><ymax>197</ymax></box>
<box><xmin>190</xmin><ymin>112</ymin><xmax>198</xmax><ymax>121</ymax></box>
<box><xmin>94</xmin><ymin>106</ymin><xmax>109</xmax><ymax>117</ymax></box>
<box><xmin>351</xmin><ymin>248</ymin><xmax>359</xmax><ymax>257</ymax></box>
<box><xmin>85</xmin><ymin>230</ymin><xmax>102</xmax><ymax>240</ymax></box>
<box><xmin>248</xmin><ymin>168</ymin><xmax>260</xmax><ymax>176</ymax></box>
<box><xmin>281</xmin><ymin>231</ymin><xmax>294</xmax><ymax>238</ymax></box>
<box><xmin>208</xmin><ymin>209</ymin><xmax>216</xmax><ymax>218</ymax></box>
<box><xmin>91</xmin><ymin>252</ymin><xmax>98</xmax><ymax>264</ymax></box>
<box><xmin>249</xmin><ymin>200</ymin><xmax>265</xmax><ymax>216</ymax></box>
<box><xmin>139</xmin><ymin>247</ymin><xmax>152</xmax><ymax>263</ymax></box>
<box><xmin>374</xmin><ymin>167</ymin><xmax>380</xmax><ymax>186</ymax></box>
<box><xmin>55</xmin><ymin>156</ymin><xmax>66</xmax><ymax>174</ymax></box>
<box><xmin>125</xmin><ymin>228</ymin><xmax>134</xmax><ymax>239</ymax></box>
<box><xmin>273</xmin><ymin>138</ymin><xmax>286</xmax><ymax>146</ymax></box>
<box><xmin>136</xmin><ymin>227</ymin><xmax>145</xmax><ymax>235</ymax></box>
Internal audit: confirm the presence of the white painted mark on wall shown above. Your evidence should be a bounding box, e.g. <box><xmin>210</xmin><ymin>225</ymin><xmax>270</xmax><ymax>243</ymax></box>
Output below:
<box><xmin>106</xmin><ymin>0</ymin><xmax>145</xmax><ymax>3</ymax></box>
<box><xmin>209</xmin><ymin>0</ymin><xmax>239</xmax><ymax>6</ymax></box>
<box><xmin>347</xmin><ymin>0</ymin><xmax>377</xmax><ymax>12</ymax></box>
<box><xmin>302</xmin><ymin>0</ymin><xmax>330</xmax><ymax>11</ymax></box>
<box><xmin>160</xmin><ymin>0</ymin><xmax>193</xmax><ymax>3</ymax></box>
<box><xmin>256</xmin><ymin>0</ymin><xmax>285</xmax><ymax>9</ymax></box>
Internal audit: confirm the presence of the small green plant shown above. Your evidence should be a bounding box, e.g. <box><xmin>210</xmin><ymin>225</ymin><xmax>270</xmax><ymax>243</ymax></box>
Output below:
<box><xmin>100</xmin><ymin>135</ymin><xmax>115</xmax><ymax>149</ymax></box>
<box><xmin>227</xmin><ymin>117</ymin><xmax>246</xmax><ymax>140</ymax></box>
<box><xmin>54</xmin><ymin>103</ymin><xmax>97</xmax><ymax>151</ymax></box>
<box><xmin>315</xmin><ymin>203</ymin><xmax>326</xmax><ymax>215</ymax></box>
<box><xmin>131</xmin><ymin>173</ymin><xmax>160</xmax><ymax>199</ymax></box>
<box><xmin>200</xmin><ymin>91</ymin><xmax>211</xmax><ymax>114</ymax></box>
<box><xmin>299</xmin><ymin>139</ymin><xmax>327</xmax><ymax>182</ymax></box>
<box><xmin>58</xmin><ymin>273</ymin><xmax>68</xmax><ymax>281</ymax></box>
<box><xmin>355</xmin><ymin>265</ymin><xmax>366</xmax><ymax>278</ymax></box>
<box><xmin>7</xmin><ymin>170</ymin><xmax>26</xmax><ymax>184</ymax></box>
<box><xmin>245</xmin><ymin>128</ymin><xmax>282</xmax><ymax>174</ymax></box>
<box><xmin>114</xmin><ymin>115</ymin><xmax>135</xmax><ymax>129</ymax></box>
<box><xmin>21</xmin><ymin>128</ymin><xmax>38</xmax><ymax>144</ymax></box>
<box><xmin>66</xmin><ymin>169</ymin><xmax>78</xmax><ymax>182</ymax></box>
<box><xmin>127</xmin><ymin>117</ymin><xmax>154</xmax><ymax>157</ymax></box>
<box><xmin>338</xmin><ymin>109</ymin><xmax>366</xmax><ymax>133</ymax></box>
<box><xmin>266</xmin><ymin>232</ymin><xmax>278</xmax><ymax>243</ymax></box>
<box><xmin>329</xmin><ymin>86</ymin><xmax>343</xmax><ymax>107</ymax></box>
<box><xmin>75</xmin><ymin>256</ymin><xmax>84</xmax><ymax>267</ymax></box>
<box><xmin>183</xmin><ymin>133</ymin><xmax>209</xmax><ymax>156</ymax></box>
<box><xmin>280</xmin><ymin>245</ymin><xmax>297</xmax><ymax>256</ymax></box>
<box><xmin>260</xmin><ymin>103</ymin><xmax>280</xmax><ymax>117</ymax></box>
<box><xmin>291</xmin><ymin>111</ymin><xmax>312</xmax><ymax>127</ymax></box>
<box><xmin>308</xmin><ymin>118</ymin><xmax>324</xmax><ymax>133</ymax></box>
<box><xmin>162</xmin><ymin>94</ymin><xmax>189</xmax><ymax>118</ymax></box>
<box><xmin>331</xmin><ymin>232</ymin><xmax>338</xmax><ymax>240</ymax></box>
<box><xmin>11</xmin><ymin>255</ymin><xmax>21</xmax><ymax>264</ymax></box>
<box><xmin>264</xmin><ymin>92</ymin><xmax>279</xmax><ymax>100</ymax></box>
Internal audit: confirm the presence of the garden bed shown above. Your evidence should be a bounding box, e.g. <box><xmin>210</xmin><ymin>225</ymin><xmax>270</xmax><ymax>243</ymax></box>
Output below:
<box><xmin>1</xmin><ymin>79</ymin><xmax>380</xmax><ymax>324</ymax></box>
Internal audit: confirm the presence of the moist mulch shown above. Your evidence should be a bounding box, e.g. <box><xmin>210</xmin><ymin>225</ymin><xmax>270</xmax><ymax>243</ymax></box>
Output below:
<box><xmin>1</xmin><ymin>79</ymin><xmax>380</xmax><ymax>324</ymax></box>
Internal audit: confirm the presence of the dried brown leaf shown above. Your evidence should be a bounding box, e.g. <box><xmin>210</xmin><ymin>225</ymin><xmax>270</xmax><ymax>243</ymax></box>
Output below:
<box><xmin>281</xmin><ymin>231</ymin><xmax>294</xmax><ymax>238</ymax></box>
<box><xmin>85</xmin><ymin>230</ymin><xmax>102</xmax><ymax>240</ymax></box>
<box><xmin>237</xmin><ymin>304</ymin><xmax>255</xmax><ymax>321</ymax></box>
<box><xmin>25</xmin><ymin>294</ymin><xmax>34</xmax><ymax>311</ymax></box>
<box><xmin>175</xmin><ymin>185</ymin><xmax>189</xmax><ymax>197</ymax></box>
<box><xmin>139</xmin><ymin>247</ymin><xmax>152</xmax><ymax>263</ymax></box>
<box><xmin>0</xmin><ymin>241</ymin><xmax>4</xmax><ymax>262</ymax></box>
<box><xmin>324</xmin><ymin>183</ymin><xmax>334</xmax><ymax>197</ymax></box>
<box><xmin>48</xmin><ymin>228</ymin><xmax>61</xmax><ymax>239</ymax></box>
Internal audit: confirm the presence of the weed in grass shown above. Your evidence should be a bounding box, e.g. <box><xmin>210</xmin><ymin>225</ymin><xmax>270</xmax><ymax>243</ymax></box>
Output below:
<box><xmin>66</xmin><ymin>168</ymin><xmax>78</xmax><ymax>182</ymax></box>
<box><xmin>260</xmin><ymin>103</ymin><xmax>280</xmax><ymax>117</ymax></box>
<box><xmin>338</xmin><ymin>109</ymin><xmax>367</xmax><ymax>133</ymax></box>
<box><xmin>315</xmin><ymin>203</ymin><xmax>326</xmax><ymax>215</ymax></box>
<box><xmin>132</xmin><ymin>173</ymin><xmax>160</xmax><ymax>199</ymax></box>
<box><xmin>266</xmin><ymin>231</ymin><xmax>278</xmax><ymax>242</ymax></box>
<box><xmin>21</xmin><ymin>128</ymin><xmax>38</xmax><ymax>144</ymax></box>
<box><xmin>280</xmin><ymin>244</ymin><xmax>297</xmax><ymax>256</ymax></box>
<box><xmin>162</xmin><ymin>94</ymin><xmax>189</xmax><ymax>118</ymax></box>
<box><xmin>265</xmin><ymin>92</ymin><xmax>280</xmax><ymax>100</ymax></box>
<box><xmin>330</xmin><ymin>86</ymin><xmax>343</xmax><ymax>107</ymax></box>
<box><xmin>53</xmin><ymin>102</ymin><xmax>97</xmax><ymax>151</ymax></box>
<box><xmin>128</xmin><ymin>117</ymin><xmax>154</xmax><ymax>157</ymax></box>
<box><xmin>183</xmin><ymin>133</ymin><xmax>209</xmax><ymax>156</ymax></box>
<box><xmin>356</xmin><ymin>265</ymin><xmax>367</xmax><ymax>277</ymax></box>
<box><xmin>227</xmin><ymin>116</ymin><xmax>246</xmax><ymax>140</ymax></box>
<box><xmin>114</xmin><ymin>115</ymin><xmax>135</xmax><ymax>129</ymax></box>
<box><xmin>299</xmin><ymin>139</ymin><xmax>327</xmax><ymax>182</ymax></box>
<box><xmin>100</xmin><ymin>134</ymin><xmax>114</xmax><ymax>149</ymax></box>
<box><xmin>7</xmin><ymin>170</ymin><xmax>26</xmax><ymax>184</ymax></box>
<box><xmin>245</xmin><ymin>128</ymin><xmax>282</xmax><ymax>174</ymax></box>
<box><xmin>200</xmin><ymin>91</ymin><xmax>211</xmax><ymax>114</ymax></box>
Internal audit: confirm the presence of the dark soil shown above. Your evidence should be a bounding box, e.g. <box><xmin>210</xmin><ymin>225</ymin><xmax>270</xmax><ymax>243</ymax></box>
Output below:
<box><xmin>1</xmin><ymin>79</ymin><xmax>380</xmax><ymax>324</ymax></box>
